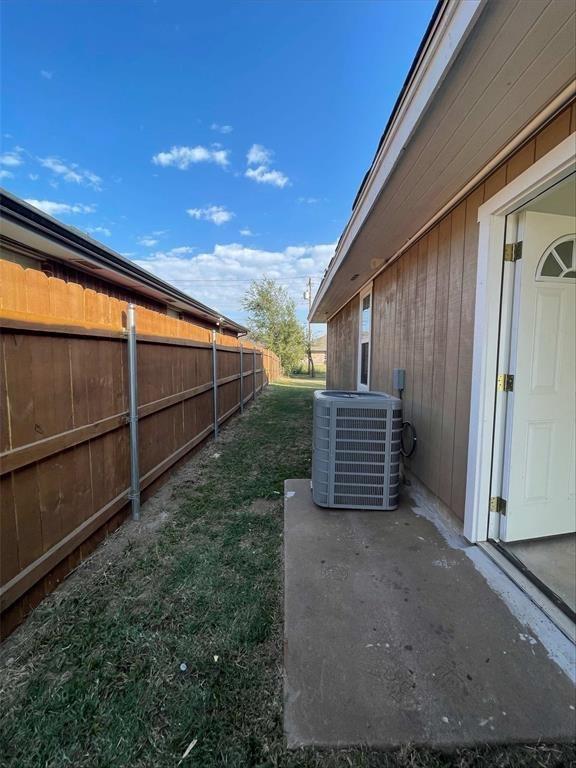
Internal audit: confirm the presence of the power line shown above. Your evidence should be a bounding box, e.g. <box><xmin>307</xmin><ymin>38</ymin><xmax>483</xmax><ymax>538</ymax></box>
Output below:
<box><xmin>164</xmin><ymin>274</ymin><xmax>324</xmax><ymax>284</ymax></box>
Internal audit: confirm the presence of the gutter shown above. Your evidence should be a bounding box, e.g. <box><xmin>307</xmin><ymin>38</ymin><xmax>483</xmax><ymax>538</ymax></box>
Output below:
<box><xmin>0</xmin><ymin>189</ymin><xmax>247</xmax><ymax>335</ymax></box>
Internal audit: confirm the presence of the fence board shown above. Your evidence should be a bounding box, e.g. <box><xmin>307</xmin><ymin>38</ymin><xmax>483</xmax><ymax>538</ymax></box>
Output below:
<box><xmin>11</xmin><ymin>464</ymin><xmax>43</xmax><ymax>569</ymax></box>
<box><xmin>0</xmin><ymin>338</ymin><xmax>10</xmax><ymax>454</ymax></box>
<box><xmin>37</xmin><ymin>452</ymin><xmax>65</xmax><ymax>552</ymax></box>
<box><xmin>0</xmin><ymin>475</ymin><xmax>18</xmax><ymax>584</ymax></box>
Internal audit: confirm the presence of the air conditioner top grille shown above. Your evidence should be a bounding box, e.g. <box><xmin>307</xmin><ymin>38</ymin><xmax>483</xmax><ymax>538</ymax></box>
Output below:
<box><xmin>315</xmin><ymin>390</ymin><xmax>401</xmax><ymax>404</ymax></box>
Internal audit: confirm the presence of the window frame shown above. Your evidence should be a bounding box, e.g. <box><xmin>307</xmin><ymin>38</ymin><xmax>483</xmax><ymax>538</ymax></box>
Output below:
<box><xmin>535</xmin><ymin>233</ymin><xmax>576</xmax><ymax>282</ymax></box>
<box><xmin>357</xmin><ymin>282</ymin><xmax>373</xmax><ymax>391</ymax></box>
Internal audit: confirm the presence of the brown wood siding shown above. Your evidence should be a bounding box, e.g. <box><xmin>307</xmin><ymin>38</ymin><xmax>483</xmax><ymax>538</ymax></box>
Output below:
<box><xmin>326</xmin><ymin>294</ymin><xmax>359</xmax><ymax>389</ymax></box>
<box><xmin>327</xmin><ymin>103</ymin><xmax>574</xmax><ymax>522</ymax></box>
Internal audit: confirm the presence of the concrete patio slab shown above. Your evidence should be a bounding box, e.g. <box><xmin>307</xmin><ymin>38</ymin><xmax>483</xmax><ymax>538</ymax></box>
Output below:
<box><xmin>283</xmin><ymin>479</ymin><xmax>576</xmax><ymax>749</ymax></box>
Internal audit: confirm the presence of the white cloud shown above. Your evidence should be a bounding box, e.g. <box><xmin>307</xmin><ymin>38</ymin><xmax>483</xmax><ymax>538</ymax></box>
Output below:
<box><xmin>39</xmin><ymin>156</ymin><xmax>102</xmax><ymax>190</ymax></box>
<box><xmin>135</xmin><ymin>241</ymin><xmax>335</xmax><ymax>319</ymax></box>
<box><xmin>28</xmin><ymin>173</ymin><xmax>39</xmax><ymax>180</ymax></box>
<box><xmin>165</xmin><ymin>246</ymin><xmax>195</xmax><ymax>255</ymax></box>
<box><xmin>86</xmin><ymin>226</ymin><xmax>111</xmax><ymax>238</ymax></box>
<box><xmin>0</xmin><ymin>151</ymin><xmax>23</xmax><ymax>167</ymax></box>
<box><xmin>211</xmin><ymin>123</ymin><xmax>233</xmax><ymax>134</ymax></box>
<box><xmin>138</xmin><ymin>236</ymin><xmax>159</xmax><ymax>247</ymax></box>
<box><xmin>137</xmin><ymin>230</ymin><xmax>169</xmax><ymax>248</ymax></box>
<box><xmin>247</xmin><ymin>144</ymin><xmax>273</xmax><ymax>166</ymax></box>
<box><xmin>245</xmin><ymin>165</ymin><xmax>289</xmax><ymax>188</ymax></box>
<box><xmin>239</xmin><ymin>228</ymin><xmax>253</xmax><ymax>236</ymax></box>
<box><xmin>148</xmin><ymin>246</ymin><xmax>196</xmax><ymax>259</ymax></box>
<box><xmin>40</xmin><ymin>70</ymin><xmax>53</xmax><ymax>79</ymax></box>
<box><xmin>24</xmin><ymin>199</ymin><xmax>96</xmax><ymax>216</ymax></box>
<box><xmin>152</xmin><ymin>145</ymin><xmax>229</xmax><ymax>170</ymax></box>
<box><xmin>298</xmin><ymin>196</ymin><xmax>321</xmax><ymax>204</ymax></box>
<box><xmin>245</xmin><ymin>143</ymin><xmax>290</xmax><ymax>188</ymax></box>
<box><xmin>0</xmin><ymin>170</ymin><xmax>14</xmax><ymax>180</ymax></box>
<box><xmin>186</xmin><ymin>205</ymin><xmax>234</xmax><ymax>225</ymax></box>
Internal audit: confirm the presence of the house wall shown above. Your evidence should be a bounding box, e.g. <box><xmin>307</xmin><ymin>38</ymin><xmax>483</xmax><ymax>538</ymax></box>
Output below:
<box><xmin>326</xmin><ymin>294</ymin><xmax>359</xmax><ymax>389</ymax></box>
<box><xmin>311</xmin><ymin>350</ymin><xmax>326</xmax><ymax>366</ymax></box>
<box><xmin>326</xmin><ymin>101</ymin><xmax>576</xmax><ymax>522</ymax></box>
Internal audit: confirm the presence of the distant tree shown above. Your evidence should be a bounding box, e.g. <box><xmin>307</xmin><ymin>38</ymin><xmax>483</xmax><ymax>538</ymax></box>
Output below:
<box><xmin>242</xmin><ymin>277</ymin><xmax>306</xmax><ymax>374</ymax></box>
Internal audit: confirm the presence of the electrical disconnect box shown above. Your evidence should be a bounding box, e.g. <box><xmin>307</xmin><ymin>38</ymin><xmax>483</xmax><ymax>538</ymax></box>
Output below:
<box><xmin>393</xmin><ymin>368</ymin><xmax>406</xmax><ymax>393</ymax></box>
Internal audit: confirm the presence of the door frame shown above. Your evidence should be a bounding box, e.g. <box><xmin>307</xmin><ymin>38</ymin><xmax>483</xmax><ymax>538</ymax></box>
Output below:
<box><xmin>464</xmin><ymin>133</ymin><xmax>576</xmax><ymax>543</ymax></box>
<box><xmin>357</xmin><ymin>281</ymin><xmax>373</xmax><ymax>391</ymax></box>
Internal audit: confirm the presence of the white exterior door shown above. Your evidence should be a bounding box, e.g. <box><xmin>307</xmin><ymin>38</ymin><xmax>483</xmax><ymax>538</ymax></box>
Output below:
<box><xmin>501</xmin><ymin>211</ymin><xmax>576</xmax><ymax>542</ymax></box>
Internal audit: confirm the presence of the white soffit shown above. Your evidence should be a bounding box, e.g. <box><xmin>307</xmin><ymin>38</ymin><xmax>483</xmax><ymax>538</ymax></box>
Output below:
<box><xmin>311</xmin><ymin>0</ymin><xmax>576</xmax><ymax>321</ymax></box>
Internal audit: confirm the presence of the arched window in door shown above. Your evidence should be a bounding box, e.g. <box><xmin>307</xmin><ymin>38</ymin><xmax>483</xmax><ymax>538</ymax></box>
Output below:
<box><xmin>536</xmin><ymin>234</ymin><xmax>576</xmax><ymax>281</ymax></box>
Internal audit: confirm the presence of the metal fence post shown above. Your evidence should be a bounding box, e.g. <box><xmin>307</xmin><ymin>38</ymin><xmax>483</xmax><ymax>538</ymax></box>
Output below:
<box><xmin>127</xmin><ymin>304</ymin><xmax>141</xmax><ymax>521</ymax></box>
<box><xmin>212</xmin><ymin>329</ymin><xmax>218</xmax><ymax>438</ymax></box>
<box><xmin>239</xmin><ymin>343</ymin><xmax>244</xmax><ymax>414</ymax></box>
<box><xmin>253</xmin><ymin>349</ymin><xmax>256</xmax><ymax>400</ymax></box>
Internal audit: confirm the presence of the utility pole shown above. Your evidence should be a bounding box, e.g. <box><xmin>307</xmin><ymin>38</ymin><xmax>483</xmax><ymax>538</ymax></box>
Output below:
<box><xmin>304</xmin><ymin>276</ymin><xmax>314</xmax><ymax>378</ymax></box>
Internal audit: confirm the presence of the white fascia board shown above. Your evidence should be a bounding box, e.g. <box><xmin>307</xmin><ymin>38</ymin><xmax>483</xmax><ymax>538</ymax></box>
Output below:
<box><xmin>310</xmin><ymin>0</ymin><xmax>485</xmax><ymax>322</ymax></box>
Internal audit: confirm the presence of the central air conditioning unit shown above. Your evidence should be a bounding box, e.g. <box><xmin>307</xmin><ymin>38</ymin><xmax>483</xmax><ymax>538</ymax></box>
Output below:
<box><xmin>312</xmin><ymin>390</ymin><xmax>402</xmax><ymax>510</ymax></box>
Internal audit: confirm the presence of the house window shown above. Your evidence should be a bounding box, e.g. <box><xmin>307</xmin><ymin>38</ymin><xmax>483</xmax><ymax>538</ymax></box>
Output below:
<box><xmin>361</xmin><ymin>294</ymin><xmax>371</xmax><ymax>332</ymax></box>
<box><xmin>360</xmin><ymin>341</ymin><xmax>369</xmax><ymax>385</ymax></box>
<box><xmin>357</xmin><ymin>287</ymin><xmax>372</xmax><ymax>390</ymax></box>
<box><xmin>536</xmin><ymin>234</ymin><xmax>576</xmax><ymax>281</ymax></box>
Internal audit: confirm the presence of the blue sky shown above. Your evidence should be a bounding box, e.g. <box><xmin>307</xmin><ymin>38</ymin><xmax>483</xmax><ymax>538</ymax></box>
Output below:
<box><xmin>1</xmin><ymin>0</ymin><xmax>436</xmax><ymax>330</ymax></box>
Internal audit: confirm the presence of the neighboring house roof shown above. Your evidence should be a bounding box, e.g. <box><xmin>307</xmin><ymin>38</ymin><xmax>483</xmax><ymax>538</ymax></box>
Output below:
<box><xmin>310</xmin><ymin>0</ymin><xmax>576</xmax><ymax>322</ymax></box>
<box><xmin>0</xmin><ymin>189</ymin><xmax>248</xmax><ymax>335</ymax></box>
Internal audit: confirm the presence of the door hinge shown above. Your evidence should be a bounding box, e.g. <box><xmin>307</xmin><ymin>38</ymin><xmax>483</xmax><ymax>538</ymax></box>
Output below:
<box><xmin>497</xmin><ymin>373</ymin><xmax>514</xmax><ymax>392</ymax></box>
<box><xmin>504</xmin><ymin>241</ymin><xmax>523</xmax><ymax>262</ymax></box>
<box><xmin>489</xmin><ymin>496</ymin><xmax>507</xmax><ymax>516</ymax></box>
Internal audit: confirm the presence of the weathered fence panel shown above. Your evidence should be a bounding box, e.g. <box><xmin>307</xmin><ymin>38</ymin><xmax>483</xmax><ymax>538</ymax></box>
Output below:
<box><xmin>0</xmin><ymin>261</ymin><xmax>281</xmax><ymax>637</ymax></box>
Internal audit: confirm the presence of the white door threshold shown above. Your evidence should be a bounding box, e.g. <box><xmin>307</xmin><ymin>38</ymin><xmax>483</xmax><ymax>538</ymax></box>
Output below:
<box><xmin>477</xmin><ymin>541</ymin><xmax>575</xmax><ymax>645</ymax></box>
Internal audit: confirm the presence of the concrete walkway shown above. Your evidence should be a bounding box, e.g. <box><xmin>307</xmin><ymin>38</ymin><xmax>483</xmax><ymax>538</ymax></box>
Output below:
<box><xmin>284</xmin><ymin>479</ymin><xmax>576</xmax><ymax>749</ymax></box>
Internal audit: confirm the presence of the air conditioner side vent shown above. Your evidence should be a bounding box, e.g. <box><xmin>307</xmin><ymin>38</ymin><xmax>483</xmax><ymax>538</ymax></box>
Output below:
<box><xmin>312</xmin><ymin>390</ymin><xmax>402</xmax><ymax>510</ymax></box>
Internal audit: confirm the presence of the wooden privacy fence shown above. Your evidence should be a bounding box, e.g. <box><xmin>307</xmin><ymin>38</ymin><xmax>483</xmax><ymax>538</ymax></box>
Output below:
<box><xmin>0</xmin><ymin>261</ymin><xmax>281</xmax><ymax>636</ymax></box>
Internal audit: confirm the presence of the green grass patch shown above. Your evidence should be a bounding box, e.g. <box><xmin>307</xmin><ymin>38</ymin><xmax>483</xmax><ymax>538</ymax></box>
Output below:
<box><xmin>1</xmin><ymin>377</ymin><xmax>573</xmax><ymax>768</ymax></box>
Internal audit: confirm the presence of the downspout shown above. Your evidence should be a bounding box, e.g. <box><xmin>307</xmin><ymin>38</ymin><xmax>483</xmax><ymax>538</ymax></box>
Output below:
<box><xmin>127</xmin><ymin>304</ymin><xmax>141</xmax><ymax>521</ymax></box>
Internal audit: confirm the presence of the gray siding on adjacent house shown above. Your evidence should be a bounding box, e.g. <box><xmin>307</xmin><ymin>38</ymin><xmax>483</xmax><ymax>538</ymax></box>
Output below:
<box><xmin>326</xmin><ymin>102</ymin><xmax>576</xmax><ymax>523</ymax></box>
